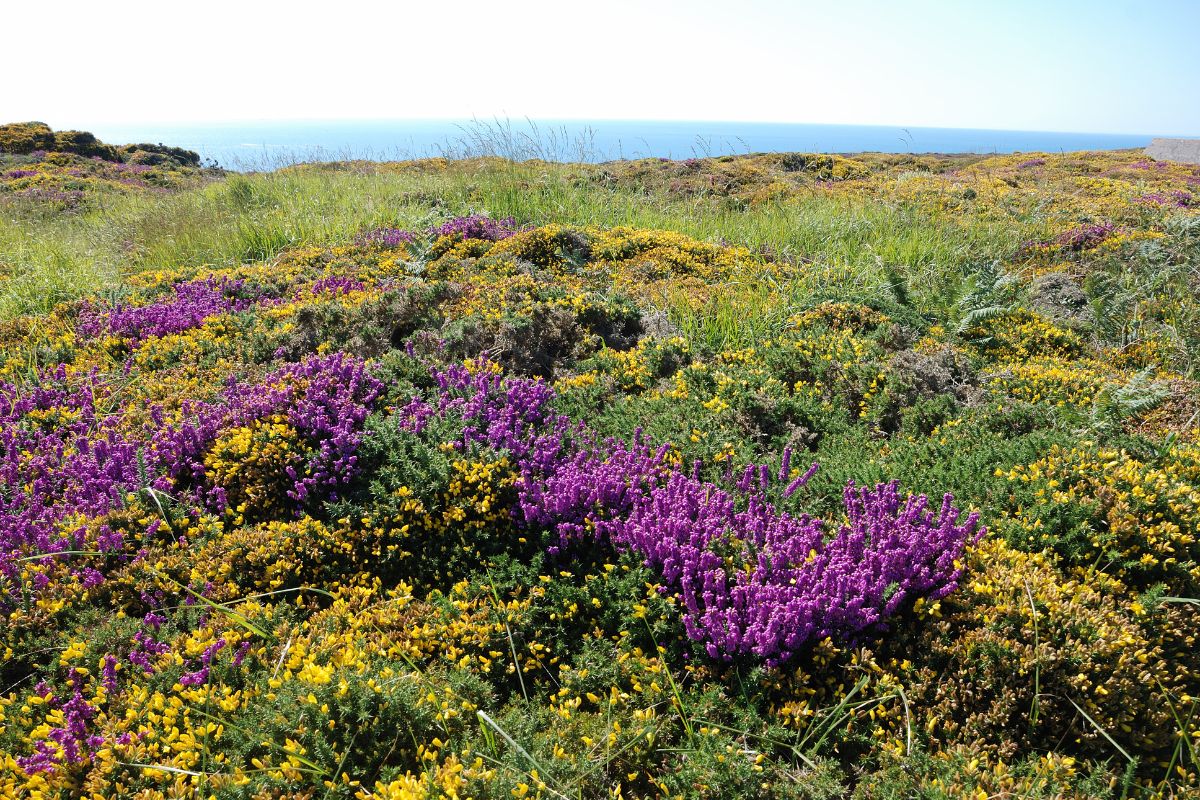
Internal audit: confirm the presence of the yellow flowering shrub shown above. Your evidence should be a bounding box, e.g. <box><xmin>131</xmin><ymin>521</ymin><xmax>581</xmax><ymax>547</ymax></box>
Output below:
<box><xmin>961</xmin><ymin>308</ymin><xmax>1087</xmax><ymax>362</ymax></box>
<box><xmin>204</xmin><ymin>418</ymin><xmax>307</xmax><ymax>525</ymax></box>
<box><xmin>999</xmin><ymin>443</ymin><xmax>1200</xmax><ymax>587</ymax></box>
<box><xmin>900</xmin><ymin>539</ymin><xmax>1200</xmax><ymax>766</ymax></box>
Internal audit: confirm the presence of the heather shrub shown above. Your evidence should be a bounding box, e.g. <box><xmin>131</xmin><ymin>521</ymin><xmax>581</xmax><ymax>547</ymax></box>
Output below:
<box><xmin>596</xmin><ymin>468</ymin><xmax>981</xmax><ymax>664</ymax></box>
<box><xmin>149</xmin><ymin>353</ymin><xmax>384</xmax><ymax>516</ymax></box>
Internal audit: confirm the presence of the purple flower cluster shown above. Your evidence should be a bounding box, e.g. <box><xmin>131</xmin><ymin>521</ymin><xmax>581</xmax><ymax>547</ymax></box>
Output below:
<box><xmin>307</xmin><ymin>275</ymin><xmax>366</xmax><ymax>296</ymax></box>
<box><xmin>129</xmin><ymin>626</ymin><xmax>172</xmax><ymax>674</ymax></box>
<box><xmin>359</xmin><ymin>228</ymin><xmax>417</xmax><ymax>247</ymax></box>
<box><xmin>431</xmin><ymin>214</ymin><xmax>520</xmax><ymax>242</ymax></box>
<box><xmin>77</xmin><ymin>276</ymin><xmax>262</xmax><ymax>344</ymax></box>
<box><xmin>1135</xmin><ymin>190</ymin><xmax>1193</xmax><ymax>208</ymax></box>
<box><xmin>517</xmin><ymin>435</ymin><xmax>670</xmax><ymax>552</ymax></box>
<box><xmin>433</xmin><ymin>363</ymin><xmax>566</xmax><ymax>470</ymax></box>
<box><xmin>17</xmin><ymin>676</ymin><xmax>101</xmax><ymax>774</ymax></box>
<box><xmin>601</xmin><ymin>472</ymin><xmax>980</xmax><ymax>664</ymax></box>
<box><xmin>113</xmin><ymin>162</ymin><xmax>153</xmax><ymax>175</ymax></box>
<box><xmin>359</xmin><ymin>215</ymin><xmax>521</xmax><ymax>249</ymax></box>
<box><xmin>0</xmin><ymin>367</ymin><xmax>149</xmax><ymax>610</ymax></box>
<box><xmin>180</xmin><ymin>638</ymin><xmax>227</xmax><ymax>687</ymax></box>
<box><xmin>1053</xmin><ymin>222</ymin><xmax>1116</xmax><ymax>251</ymax></box>
<box><xmin>3</xmin><ymin>168</ymin><xmax>38</xmax><ymax>179</ymax></box>
<box><xmin>13</xmin><ymin>187</ymin><xmax>85</xmax><ymax>207</ymax></box>
<box><xmin>150</xmin><ymin>353</ymin><xmax>383</xmax><ymax>512</ymax></box>
<box><xmin>423</xmin><ymin>363</ymin><xmax>984</xmax><ymax>663</ymax></box>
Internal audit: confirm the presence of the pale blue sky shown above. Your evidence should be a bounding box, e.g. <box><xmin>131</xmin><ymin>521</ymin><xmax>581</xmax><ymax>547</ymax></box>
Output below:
<box><xmin>3</xmin><ymin>0</ymin><xmax>1198</xmax><ymax>134</ymax></box>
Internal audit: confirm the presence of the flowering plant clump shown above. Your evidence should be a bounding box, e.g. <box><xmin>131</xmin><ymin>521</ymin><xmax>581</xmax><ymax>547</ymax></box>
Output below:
<box><xmin>358</xmin><ymin>227</ymin><xmax>417</xmax><ymax>247</ymax></box>
<box><xmin>76</xmin><ymin>276</ymin><xmax>264</xmax><ymax>344</ymax></box>
<box><xmin>1053</xmin><ymin>222</ymin><xmax>1117</xmax><ymax>251</ymax></box>
<box><xmin>1</xmin><ymin>194</ymin><xmax>1198</xmax><ymax>798</ymax></box>
<box><xmin>431</xmin><ymin>214</ymin><xmax>521</xmax><ymax>241</ymax></box>
<box><xmin>603</xmin><ymin>470</ymin><xmax>981</xmax><ymax>664</ymax></box>
<box><xmin>407</xmin><ymin>362</ymin><xmax>983</xmax><ymax>663</ymax></box>
<box><xmin>150</xmin><ymin>352</ymin><xmax>383</xmax><ymax>517</ymax></box>
<box><xmin>359</xmin><ymin>214</ymin><xmax>520</xmax><ymax>250</ymax></box>
<box><xmin>0</xmin><ymin>367</ymin><xmax>147</xmax><ymax>612</ymax></box>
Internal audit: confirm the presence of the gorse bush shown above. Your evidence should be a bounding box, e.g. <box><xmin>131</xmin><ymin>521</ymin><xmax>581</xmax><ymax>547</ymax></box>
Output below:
<box><xmin>51</xmin><ymin>130</ymin><xmax>119</xmax><ymax>161</ymax></box>
<box><xmin>0</xmin><ymin>121</ymin><xmax>57</xmax><ymax>154</ymax></box>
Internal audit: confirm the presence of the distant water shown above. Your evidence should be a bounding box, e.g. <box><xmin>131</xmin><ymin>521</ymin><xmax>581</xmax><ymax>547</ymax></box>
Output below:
<box><xmin>88</xmin><ymin>119</ymin><xmax>1160</xmax><ymax>170</ymax></box>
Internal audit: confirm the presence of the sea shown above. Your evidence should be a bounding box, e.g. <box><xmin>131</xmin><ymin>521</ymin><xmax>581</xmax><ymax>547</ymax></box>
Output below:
<box><xmin>88</xmin><ymin>119</ymin><xmax>1161</xmax><ymax>170</ymax></box>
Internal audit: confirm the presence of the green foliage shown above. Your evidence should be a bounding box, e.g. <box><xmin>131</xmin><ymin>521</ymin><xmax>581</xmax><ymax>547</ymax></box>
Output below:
<box><xmin>52</xmin><ymin>130</ymin><xmax>119</xmax><ymax>160</ymax></box>
<box><xmin>119</xmin><ymin>142</ymin><xmax>203</xmax><ymax>168</ymax></box>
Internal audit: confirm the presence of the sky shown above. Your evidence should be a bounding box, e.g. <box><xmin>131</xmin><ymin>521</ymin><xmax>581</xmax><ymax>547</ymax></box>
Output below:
<box><xmin>3</xmin><ymin>0</ymin><xmax>1199</xmax><ymax>135</ymax></box>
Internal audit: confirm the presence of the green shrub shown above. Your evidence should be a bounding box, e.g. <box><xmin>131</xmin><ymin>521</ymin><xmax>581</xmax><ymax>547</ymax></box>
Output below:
<box><xmin>52</xmin><ymin>130</ymin><xmax>119</xmax><ymax>160</ymax></box>
<box><xmin>119</xmin><ymin>142</ymin><xmax>203</xmax><ymax>168</ymax></box>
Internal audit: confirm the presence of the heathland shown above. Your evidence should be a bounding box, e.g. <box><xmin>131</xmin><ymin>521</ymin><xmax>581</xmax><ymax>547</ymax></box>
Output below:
<box><xmin>2</xmin><ymin>122</ymin><xmax>1200</xmax><ymax>799</ymax></box>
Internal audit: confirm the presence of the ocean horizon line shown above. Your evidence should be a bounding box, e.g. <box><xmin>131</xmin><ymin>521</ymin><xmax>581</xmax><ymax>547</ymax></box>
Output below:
<box><xmin>79</xmin><ymin>118</ymin><xmax>1181</xmax><ymax>170</ymax></box>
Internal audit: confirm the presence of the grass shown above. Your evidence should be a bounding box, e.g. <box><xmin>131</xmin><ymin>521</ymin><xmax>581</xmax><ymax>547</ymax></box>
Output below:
<box><xmin>1</xmin><ymin>159</ymin><xmax>1030</xmax><ymax>324</ymax></box>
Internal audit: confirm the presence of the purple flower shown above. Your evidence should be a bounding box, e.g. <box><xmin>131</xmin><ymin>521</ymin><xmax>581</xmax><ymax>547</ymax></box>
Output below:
<box><xmin>0</xmin><ymin>368</ymin><xmax>145</xmax><ymax>612</ymax></box>
<box><xmin>16</xmin><ymin>674</ymin><xmax>100</xmax><ymax>773</ymax></box>
<box><xmin>1135</xmin><ymin>191</ymin><xmax>1192</xmax><ymax>208</ymax></box>
<box><xmin>307</xmin><ymin>275</ymin><xmax>366</xmax><ymax>296</ymax></box>
<box><xmin>357</xmin><ymin>215</ymin><xmax>522</xmax><ymax>249</ymax></box>
<box><xmin>149</xmin><ymin>353</ymin><xmax>383</xmax><ymax>514</ymax></box>
<box><xmin>430</xmin><ymin>215</ymin><xmax>519</xmax><ymax>242</ymax></box>
<box><xmin>358</xmin><ymin>228</ymin><xmax>417</xmax><ymax>247</ymax></box>
<box><xmin>76</xmin><ymin>276</ymin><xmax>264</xmax><ymax>344</ymax></box>
<box><xmin>1053</xmin><ymin>223</ymin><xmax>1116</xmax><ymax>251</ymax></box>
<box><xmin>419</xmin><ymin>362</ymin><xmax>985</xmax><ymax>664</ymax></box>
<box><xmin>130</xmin><ymin>627</ymin><xmax>171</xmax><ymax>674</ymax></box>
<box><xmin>593</xmin><ymin>473</ymin><xmax>981</xmax><ymax>664</ymax></box>
<box><xmin>101</xmin><ymin>655</ymin><xmax>119</xmax><ymax>694</ymax></box>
